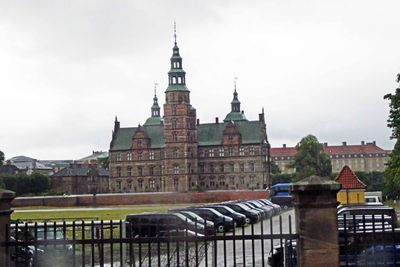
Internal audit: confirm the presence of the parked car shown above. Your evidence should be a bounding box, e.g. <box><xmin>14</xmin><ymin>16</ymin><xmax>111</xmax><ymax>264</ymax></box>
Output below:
<box><xmin>125</xmin><ymin>212</ymin><xmax>205</xmax><ymax>237</ymax></box>
<box><xmin>174</xmin><ymin>210</ymin><xmax>215</xmax><ymax>235</ymax></box>
<box><xmin>185</xmin><ymin>208</ymin><xmax>234</xmax><ymax>233</ymax></box>
<box><xmin>203</xmin><ymin>205</ymin><xmax>247</xmax><ymax>227</ymax></box>
<box><xmin>246</xmin><ymin>200</ymin><xmax>274</xmax><ymax>218</ymax></box>
<box><xmin>222</xmin><ymin>202</ymin><xmax>261</xmax><ymax>224</ymax></box>
<box><xmin>234</xmin><ymin>201</ymin><xmax>267</xmax><ymax>219</ymax></box>
<box><xmin>258</xmin><ymin>199</ymin><xmax>282</xmax><ymax>214</ymax></box>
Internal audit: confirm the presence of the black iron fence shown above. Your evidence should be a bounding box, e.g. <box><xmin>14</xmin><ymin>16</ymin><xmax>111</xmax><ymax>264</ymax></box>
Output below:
<box><xmin>339</xmin><ymin>214</ymin><xmax>400</xmax><ymax>267</ymax></box>
<box><xmin>2</xmin><ymin>215</ymin><xmax>297</xmax><ymax>267</ymax></box>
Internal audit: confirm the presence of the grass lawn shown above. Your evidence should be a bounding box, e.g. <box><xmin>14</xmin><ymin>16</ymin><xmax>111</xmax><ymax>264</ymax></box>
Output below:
<box><xmin>11</xmin><ymin>203</ymin><xmax>196</xmax><ymax>222</ymax></box>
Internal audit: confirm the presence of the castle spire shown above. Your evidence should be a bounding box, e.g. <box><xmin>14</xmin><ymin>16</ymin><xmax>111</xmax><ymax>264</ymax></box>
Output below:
<box><xmin>151</xmin><ymin>82</ymin><xmax>160</xmax><ymax>117</ymax></box>
<box><xmin>166</xmin><ymin>23</ymin><xmax>188</xmax><ymax>92</ymax></box>
<box><xmin>231</xmin><ymin>76</ymin><xmax>241</xmax><ymax>112</ymax></box>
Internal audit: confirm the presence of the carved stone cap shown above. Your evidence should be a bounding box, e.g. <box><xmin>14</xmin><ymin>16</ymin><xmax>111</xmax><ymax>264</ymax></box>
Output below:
<box><xmin>291</xmin><ymin>175</ymin><xmax>341</xmax><ymax>192</ymax></box>
<box><xmin>0</xmin><ymin>189</ymin><xmax>15</xmax><ymax>200</ymax></box>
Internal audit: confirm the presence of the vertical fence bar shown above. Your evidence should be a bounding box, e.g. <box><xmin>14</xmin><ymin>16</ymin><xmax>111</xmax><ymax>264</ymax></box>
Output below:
<box><xmin>185</xmin><ymin>218</ymin><xmax>189</xmax><ymax>267</ymax></box>
<box><xmin>251</xmin><ymin>220</ymin><xmax>255</xmax><ymax>267</ymax></box>
<box><xmin>147</xmin><ymin>220</ymin><xmax>151</xmax><ymax>267</ymax></box>
<box><xmin>194</xmin><ymin>219</ymin><xmax>198</xmax><ymax>266</ymax></box>
<box><xmin>232</xmin><ymin>219</ymin><xmax>234</xmax><ymax>266</ymax></box>
<box><xmin>204</xmin><ymin>219</ymin><xmax>208</xmax><ymax>267</ymax></box>
<box><xmin>223</xmin><ymin>217</ymin><xmax>227</xmax><ymax>267</ymax></box>
<box><xmin>120</xmin><ymin>220</ymin><xmax>124</xmax><ymax>267</ymax></box>
<box><xmin>110</xmin><ymin>220</ymin><xmax>114</xmax><ymax>267</ymax></box>
<box><xmin>91</xmin><ymin>220</ymin><xmax>95</xmax><ymax>267</ymax></box>
<box><xmin>176</xmin><ymin>220</ymin><xmax>180</xmax><ymax>267</ymax></box>
<box><xmin>260</xmin><ymin>216</ymin><xmax>265</xmax><ymax>267</ymax></box>
<box><xmin>5</xmin><ymin>224</ymin><xmax>10</xmax><ymax>267</ymax></box>
<box><xmin>100</xmin><ymin>220</ymin><xmax>104</xmax><ymax>267</ymax></box>
<box><xmin>242</xmin><ymin>219</ymin><xmax>246</xmax><ymax>267</ymax></box>
<box><xmin>72</xmin><ymin>221</ymin><xmax>76</xmax><ymax>267</ymax></box>
<box><xmin>82</xmin><ymin>220</ymin><xmax>86</xmax><ymax>267</ymax></box>
<box><xmin>128</xmin><ymin>220</ymin><xmax>134</xmax><ymax>267</ymax></box>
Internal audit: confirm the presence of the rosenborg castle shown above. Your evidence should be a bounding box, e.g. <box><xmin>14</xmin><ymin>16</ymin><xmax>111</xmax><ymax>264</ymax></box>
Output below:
<box><xmin>108</xmin><ymin>37</ymin><xmax>270</xmax><ymax>193</ymax></box>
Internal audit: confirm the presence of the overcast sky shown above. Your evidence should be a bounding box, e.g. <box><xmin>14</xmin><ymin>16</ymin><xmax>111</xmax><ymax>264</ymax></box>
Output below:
<box><xmin>0</xmin><ymin>0</ymin><xmax>399</xmax><ymax>160</ymax></box>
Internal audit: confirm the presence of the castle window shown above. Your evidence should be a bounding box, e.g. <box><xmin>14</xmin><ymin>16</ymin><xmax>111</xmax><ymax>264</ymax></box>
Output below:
<box><xmin>127</xmin><ymin>152</ymin><xmax>132</xmax><ymax>161</ymax></box>
<box><xmin>172</xmin><ymin>119</ymin><xmax>177</xmax><ymax>129</ymax></box>
<box><xmin>199</xmin><ymin>163</ymin><xmax>205</xmax><ymax>173</ymax></box>
<box><xmin>127</xmin><ymin>167</ymin><xmax>132</xmax><ymax>177</ymax></box>
<box><xmin>116</xmin><ymin>153</ymin><xmax>121</xmax><ymax>162</ymax></box>
<box><xmin>229</xmin><ymin>176</ymin><xmax>235</xmax><ymax>185</ymax></box>
<box><xmin>228</xmin><ymin>135</ymin><xmax>233</xmax><ymax>144</ymax></box>
<box><xmin>240</xmin><ymin>163</ymin><xmax>245</xmax><ymax>172</ymax></box>
<box><xmin>137</xmin><ymin>139</ymin><xmax>142</xmax><ymax>147</ymax></box>
<box><xmin>219</xmin><ymin>176</ymin><xmax>225</xmax><ymax>186</ymax></box>
<box><xmin>172</xmin><ymin>132</ymin><xmax>178</xmax><ymax>142</ymax></box>
<box><xmin>138</xmin><ymin>151</ymin><xmax>143</xmax><ymax>160</ymax></box>
<box><xmin>149</xmin><ymin>166</ymin><xmax>154</xmax><ymax>176</ymax></box>
<box><xmin>249</xmin><ymin>147</ymin><xmax>255</xmax><ymax>156</ymax></box>
<box><xmin>174</xmin><ymin>165</ymin><xmax>180</xmax><ymax>174</ymax></box>
<box><xmin>210</xmin><ymin>163</ymin><xmax>215</xmax><ymax>173</ymax></box>
<box><xmin>173</xmin><ymin>148</ymin><xmax>179</xmax><ymax>158</ymax></box>
<box><xmin>240</xmin><ymin>176</ymin><xmax>245</xmax><ymax>184</ymax></box>
<box><xmin>178</xmin><ymin>77</ymin><xmax>182</xmax><ymax>84</ymax></box>
<box><xmin>219</xmin><ymin>148</ymin><xmax>224</xmax><ymax>157</ymax></box>
<box><xmin>149</xmin><ymin>151</ymin><xmax>154</xmax><ymax>160</ymax></box>
<box><xmin>149</xmin><ymin>179</ymin><xmax>155</xmax><ymax>189</ymax></box>
<box><xmin>138</xmin><ymin>167</ymin><xmax>143</xmax><ymax>176</ymax></box>
<box><xmin>229</xmin><ymin>162</ymin><xmax>234</xmax><ymax>172</ymax></box>
<box><xmin>174</xmin><ymin>178</ymin><xmax>179</xmax><ymax>191</ymax></box>
<box><xmin>127</xmin><ymin>180</ymin><xmax>132</xmax><ymax>189</ymax></box>
<box><xmin>249</xmin><ymin>162</ymin><xmax>255</xmax><ymax>172</ymax></box>
<box><xmin>220</xmin><ymin>164</ymin><xmax>224</xmax><ymax>173</ymax></box>
<box><xmin>228</xmin><ymin>147</ymin><xmax>233</xmax><ymax>157</ymax></box>
<box><xmin>172</xmin><ymin>105</ymin><xmax>177</xmax><ymax>115</ymax></box>
<box><xmin>116</xmin><ymin>167</ymin><xmax>121</xmax><ymax>177</ymax></box>
<box><xmin>138</xmin><ymin>180</ymin><xmax>143</xmax><ymax>189</ymax></box>
<box><xmin>209</xmin><ymin>149</ymin><xmax>214</xmax><ymax>157</ymax></box>
<box><xmin>116</xmin><ymin>180</ymin><xmax>122</xmax><ymax>190</ymax></box>
<box><xmin>239</xmin><ymin>147</ymin><xmax>245</xmax><ymax>156</ymax></box>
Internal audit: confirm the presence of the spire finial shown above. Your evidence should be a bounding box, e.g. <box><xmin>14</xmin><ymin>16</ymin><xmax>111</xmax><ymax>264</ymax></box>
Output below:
<box><xmin>174</xmin><ymin>21</ymin><xmax>177</xmax><ymax>45</ymax></box>
<box><xmin>154</xmin><ymin>81</ymin><xmax>158</xmax><ymax>97</ymax></box>
<box><xmin>234</xmin><ymin>75</ymin><xmax>238</xmax><ymax>92</ymax></box>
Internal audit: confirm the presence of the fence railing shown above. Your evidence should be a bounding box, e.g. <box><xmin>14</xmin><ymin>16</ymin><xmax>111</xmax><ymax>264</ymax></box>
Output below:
<box><xmin>2</xmin><ymin>215</ymin><xmax>297</xmax><ymax>267</ymax></box>
<box><xmin>339</xmin><ymin>214</ymin><xmax>400</xmax><ymax>267</ymax></box>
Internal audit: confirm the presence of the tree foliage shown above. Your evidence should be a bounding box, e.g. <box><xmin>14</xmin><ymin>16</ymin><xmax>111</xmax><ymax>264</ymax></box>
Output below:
<box><xmin>354</xmin><ymin>171</ymin><xmax>384</xmax><ymax>192</ymax></box>
<box><xmin>270</xmin><ymin>160</ymin><xmax>281</xmax><ymax>175</ymax></box>
<box><xmin>0</xmin><ymin>172</ymin><xmax>50</xmax><ymax>196</ymax></box>
<box><xmin>383</xmin><ymin>76</ymin><xmax>400</xmax><ymax>199</ymax></box>
<box><xmin>0</xmin><ymin>150</ymin><xmax>4</xmax><ymax>166</ymax></box>
<box><xmin>290</xmin><ymin>135</ymin><xmax>332</xmax><ymax>182</ymax></box>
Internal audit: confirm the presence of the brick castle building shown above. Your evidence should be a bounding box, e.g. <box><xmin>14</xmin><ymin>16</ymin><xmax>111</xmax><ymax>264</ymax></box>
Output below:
<box><xmin>271</xmin><ymin>141</ymin><xmax>390</xmax><ymax>174</ymax></box>
<box><xmin>109</xmin><ymin>37</ymin><xmax>270</xmax><ymax>193</ymax></box>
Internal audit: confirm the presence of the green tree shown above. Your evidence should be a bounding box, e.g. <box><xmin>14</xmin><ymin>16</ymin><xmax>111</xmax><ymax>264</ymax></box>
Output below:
<box><xmin>383</xmin><ymin>75</ymin><xmax>400</xmax><ymax>199</ymax></box>
<box><xmin>290</xmin><ymin>135</ymin><xmax>332</xmax><ymax>182</ymax></box>
<box><xmin>0</xmin><ymin>150</ymin><xmax>4</xmax><ymax>166</ymax></box>
<box><xmin>270</xmin><ymin>160</ymin><xmax>281</xmax><ymax>174</ymax></box>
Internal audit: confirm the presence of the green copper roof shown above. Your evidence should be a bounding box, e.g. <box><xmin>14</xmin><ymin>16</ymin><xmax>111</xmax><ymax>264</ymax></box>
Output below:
<box><xmin>197</xmin><ymin>121</ymin><xmax>261</xmax><ymax>146</ymax></box>
<box><xmin>223</xmin><ymin>111</ymin><xmax>247</xmax><ymax>122</ymax></box>
<box><xmin>165</xmin><ymin>84</ymin><xmax>189</xmax><ymax>92</ymax></box>
<box><xmin>110</xmin><ymin>120</ymin><xmax>263</xmax><ymax>151</ymax></box>
<box><xmin>110</xmin><ymin>125</ymin><xmax>165</xmax><ymax>151</ymax></box>
<box><xmin>144</xmin><ymin>116</ymin><xmax>162</xmax><ymax>126</ymax></box>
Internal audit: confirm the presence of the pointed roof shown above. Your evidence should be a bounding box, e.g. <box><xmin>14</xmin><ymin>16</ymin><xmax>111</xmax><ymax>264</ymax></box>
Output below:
<box><xmin>335</xmin><ymin>165</ymin><xmax>366</xmax><ymax>190</ymax></box>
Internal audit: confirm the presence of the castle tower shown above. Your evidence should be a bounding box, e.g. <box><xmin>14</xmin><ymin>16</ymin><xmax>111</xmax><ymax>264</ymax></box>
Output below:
<box><xmin>163</xmin><ymin>27</ymin><xmax>198</xmax><ymax>191</ymax></box>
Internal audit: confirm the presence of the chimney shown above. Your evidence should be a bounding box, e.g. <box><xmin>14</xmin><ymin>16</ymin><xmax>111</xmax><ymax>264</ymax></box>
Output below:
<box><xmin>342</xmin><ymin>141</ymin><xmax>347</xmax><ymax>146</ymax></box>
<box><xmin>259</xmin><ymin>113</ymin><xmax>265</xmax><ymax>122</ymax></box>
<box><xmin>361</xmin><ymin>141</ymin><xmax>365</xmax><ymax>146</ymax></box>
<box><xmin>324</xmin><ymin>142</ymin><xmax>328</xmax><ymax>147</ymax></box>
<box><xmin>241</xmin><ymin>110</ymin><xmax>244</xmax><ymax>114</ymax></box>
<box><xmin>215</xmin><ymin>117</ymin><xmax>219</xmax><ymax>124</ymax></box>
<box><xmin>283</xmin><ymin>144</ymin><xmax>286</xmax><ymax>148</ymax></box>
<box><xmin>196</xmin><ymin>119</ymin><xmax>200</xmax><ymax>126</ymax></box>
<box><xmin>373</xmin><ymin>141</ymin><xmax>376</xmax><ymax>145</ymax></box>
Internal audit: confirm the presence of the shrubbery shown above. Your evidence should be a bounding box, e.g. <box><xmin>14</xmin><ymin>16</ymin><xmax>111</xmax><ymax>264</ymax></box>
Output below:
<box><xmin>0</xmin><ymin>172</ymin><xmax>50</xmax><ymax>196</ymax></box>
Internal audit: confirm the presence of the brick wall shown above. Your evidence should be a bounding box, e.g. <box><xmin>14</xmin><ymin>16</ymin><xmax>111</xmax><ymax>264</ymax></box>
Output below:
<box><xmin>12</xmin><ymin>190</ymin><xmax>268</xmax><ymax>207</ymax></box>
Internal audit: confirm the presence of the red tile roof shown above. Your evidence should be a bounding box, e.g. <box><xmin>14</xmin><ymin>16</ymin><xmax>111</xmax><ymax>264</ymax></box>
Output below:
<box><xmin>271</xmin><ymin>142</ymin><xmax>387</xmax><ymax>157</ymax></box>
<box><xmin>335</xmin><ymin>165</ymin><xmax>366</xmax><ymax>189</ymax></box>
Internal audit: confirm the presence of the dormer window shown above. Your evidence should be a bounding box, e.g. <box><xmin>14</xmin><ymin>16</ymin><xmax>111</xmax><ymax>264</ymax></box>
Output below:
<box><xmin>137</xmin><ymin>139</ymin><xmax>142</xmax><ymax>147</ymax></box>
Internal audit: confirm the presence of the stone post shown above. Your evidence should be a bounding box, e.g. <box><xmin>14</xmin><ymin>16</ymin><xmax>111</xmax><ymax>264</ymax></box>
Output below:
<box><xmin>0</xmin><ymin>189</ymin><xmax>15</xmax><ymax>267</ymax></box>
<box><xmin>290</xmin><ymin>176</ymin><xmax>341</xmax><ymax>267</ymax></box>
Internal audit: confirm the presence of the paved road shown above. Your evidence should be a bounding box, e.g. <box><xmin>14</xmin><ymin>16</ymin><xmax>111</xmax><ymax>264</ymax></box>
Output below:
<box><xmin>202</xmin><ymin>209</ymin><xmax>296</xmax><ymax>266</ymax></box>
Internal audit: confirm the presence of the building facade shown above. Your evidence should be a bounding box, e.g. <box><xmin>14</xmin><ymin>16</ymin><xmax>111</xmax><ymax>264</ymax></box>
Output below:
<box><xmin>271</xmin><ymin>141</ymin><xmax>390</xmax><ymax>174</ymax></box>
<box><xmin>108</xmin><ymin>38</ymin><xmax>270</xmax><ymax>193</ymax></box>
<box><xmin>51</xmin><ymin>163</ymin><xmax>110</xmax><ymax>194</ymax></box>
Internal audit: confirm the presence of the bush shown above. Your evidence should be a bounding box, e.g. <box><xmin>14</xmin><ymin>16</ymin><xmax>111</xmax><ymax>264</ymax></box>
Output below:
<box><xmin>0</xmin><ymin>172</ymin><xmax>50</xmax><ymax>196</ymax></box>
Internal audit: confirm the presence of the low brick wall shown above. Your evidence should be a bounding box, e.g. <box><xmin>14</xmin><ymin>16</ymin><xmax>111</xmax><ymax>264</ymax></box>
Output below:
<box><xmin>12</xmin><ymin>190</ymin><xmax>267</xmax><ymax>207</ymax></box>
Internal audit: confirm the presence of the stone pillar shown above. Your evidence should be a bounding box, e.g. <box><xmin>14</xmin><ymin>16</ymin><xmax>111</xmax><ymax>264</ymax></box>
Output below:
<box><xmin>0</xmin><ymin>190</ymin><xmax>15</xmax><ymax>267</ymax></box>
<box><xmin>291</xmin><ymin>176</ymin><xmax>341</xmax><ymax>267</ymax></box>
